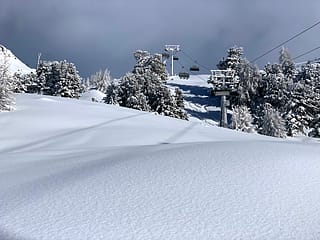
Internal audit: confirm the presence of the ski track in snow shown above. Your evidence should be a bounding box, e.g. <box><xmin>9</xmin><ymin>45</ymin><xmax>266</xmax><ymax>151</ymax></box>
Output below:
<box><xmin>0</xmin><ymin>76</ymin><xmax>320</xmax><ymax>239</ymax></box>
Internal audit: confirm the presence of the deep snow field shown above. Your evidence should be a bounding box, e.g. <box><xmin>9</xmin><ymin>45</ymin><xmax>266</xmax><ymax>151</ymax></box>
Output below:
<box><xmin>1</xmin><ymin>76</ymin><xmax>320</xmax><ymax>240</ymax></box>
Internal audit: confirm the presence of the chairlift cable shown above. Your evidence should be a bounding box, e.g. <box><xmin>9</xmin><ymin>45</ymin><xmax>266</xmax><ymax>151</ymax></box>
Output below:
<box><xmin>181</xmin><ymin>50</ymin><xmax>211</xmax><ymax>72</ymax></box>
<box><xmin>293</xmin><ymin>45</ymin><xmax>320</xmax><ymax>60</ymax></box>
<box><xmin>176</xmin><ymin>56</ymin><xmax>208</xmax><ymax>82</ymax></box>
<box><xmin>251</xmin><ymin>20</ymin><xmax>320</xmax><ymax>62</ymax></box>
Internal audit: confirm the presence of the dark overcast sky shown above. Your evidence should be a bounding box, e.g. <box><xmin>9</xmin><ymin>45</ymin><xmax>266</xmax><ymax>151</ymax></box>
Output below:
<box><xmin>1</xmin><ymin>0</ymin><xmax>320</xmax><ymax>78</ymax></box>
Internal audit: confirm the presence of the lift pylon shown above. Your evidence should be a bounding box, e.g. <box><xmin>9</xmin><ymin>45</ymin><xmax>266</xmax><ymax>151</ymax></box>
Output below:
<box><xmin>165</xmin><ymin>45</ymin><xmax>181</xmax><ymax>76</ymax></box>
<box><xmin>208</xmin><ymin>69</ymin><xmax>240</xmax><ymax>128</ymax></box>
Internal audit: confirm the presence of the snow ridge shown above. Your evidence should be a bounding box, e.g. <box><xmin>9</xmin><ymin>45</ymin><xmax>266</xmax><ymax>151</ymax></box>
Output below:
<box><xmin>0</xmin><ymin>44</ymin><xmax>34</xmax><ymax>75</ymax></box>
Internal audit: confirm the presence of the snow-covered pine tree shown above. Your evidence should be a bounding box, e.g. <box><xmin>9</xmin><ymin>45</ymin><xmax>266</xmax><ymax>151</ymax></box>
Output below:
<box><xmin>126</xmin><ymin>93</ymin><xmax>149</xmax><ymax>111</ymax></box>
<box><xmin>37</xmin><ymin>60</ymin><xmax>81</xmax><ymax>98</ymax></box>
<box><xmin>260</xmin><ymin>103</ymin><xmax>286</xmax><ymax>138</ymax></box>
<box><xmin>216</xmin><ymin>46</ymin><xmax>320</xmax><ymax>138</ymax></box>
<box><xmin>309</xmin><ymin>114</ymin><xmax>320</xmax><ymax>138</ymax></box>
<box><xmin>262</xmin><ymin>63</ymin><xmax>290</xmax><ymax>112</ymax></box>
<box><xmin>104</xmin><ymin>81</ymin><xmax>119</xmax><ymax>105</ymax></box>
<box><xmin>89</xmin><ymin>68</ymin><xmax>111</xmax><ymax>92</ymax></box>
<box><xmin>0</xmin><ymin>57</ymin><xmax>15</xmax><ymax>111</ymax></box>
<box><xmin>283</xmin><ymin>62</ymin><xmax>320</xmax><ymax>137</ymax></box>
<box><xmin>217</xmin><ymin>46</ymin><xmax>243</xmax><ymax>70</ymax></box>
<box><xmin>81</xmin><ymin>77</ymin><xmax>90</xmax><ymax>92</ymax></box>
<box><xmin>279</xmin><ymin>47</ymin><xmax>296</xmax><ymax>79</ymax></box>
<box><xmin>141</xmin><ymin>69</ymin><xmax>168</xmax><ymax>113</ymax></box>
<box><xmin>231</xmin><ymin>105</ymin><xmax>256</xmax><ymax>133</ymax></box>
<box><xmin>117</xmin><ymin>72</ymin><xmax>150</xmax><ymax>111</ymax></box>
<box><xmin>58</xmin><ymin>61</ymin><xmax>82</xmax><ymax>98</ymax></box>
<box><xmin>141</xmin><ymin>67</ymin><xmax>187</xmax><ymax>119</ymax></box>
<box><xmin>133</xmin><ymin>50</ymin><xmax>168</xmax><ymax>81</ymax></box>
<box><xmin>13</xmin><ymin>72</ymin><xmax>37</xmax><ymax>93</ymax></box>
<box><xmin>236</xmin><ymin>59</ymin><xmax>262</xmax><ymax>107</ymax></box>
<box><xmin>41</xmin><ymin>61</ymin><xmax>56</xmax><ymax>95</ymax></box>
<box><xmin>79</xmin><ymin>77</ymin><xmax>90</xmax><ymax>94</ymax></box>
<box><xmin>36</xmin><ymin>60</ymin><xmax>50</xmax><ymax>94</ymax></box>
<box><xmin>114</xmin><ymin>50</ymin><xmax>188</xmax><ymax>120</ymax></box>
<box><xmin>298</xmin><ymin>62</ymin><xmax>320</xmax><ymax>93</ymax></box>
<box><xmin>173</xmin><ymin>88</ymin><xmax>188</xmax><ymax>120</ymax></box>
<box><xmin>217</xmin><ymin>46</ymin><xmax>262</xmax><ymax>110</ymax></box>
<box><xmin>285</xmin><ymin>82</ymin><xmax>312</xmax><ymax>136</ymax></box>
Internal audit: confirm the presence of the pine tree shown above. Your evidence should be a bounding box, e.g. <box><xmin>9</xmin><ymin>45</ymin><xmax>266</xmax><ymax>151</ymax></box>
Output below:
<box><xmin>13</xmin><ymin>72</ymin><xmax>37</xmax><ymax>93</ymax></box>
<box><xmin>173</xmin><ymin>88</ymin><xmax>188</xmax><ymax>120</ymax></box>
<box><xmin>117</xmin><ymin>72</ymin><xmax>150</xmax><ymax>111</ymax></box>
<box><xmin>217</xmin><ymin>46</ymin><xmax>262</xmax><ymax>110</ymax></box>
<box><xmin>133</xmin><ymin>50</ymin><xmax>168</xmax><ymax>81</ymax></box>
<box><xmin>260</xmin><ymin>103</ymin><xmax>286</xmax><ymax>138</ymax></box>
<box><xmin>236</xmin><ymin>59</ymin><xmax>262</xmax><ymax>107</ymax></box>
<box><xmin>231</xmin><ymin>105</ymin><xmax>256</xmax><ymax>133</ymax></box>
<box><xmin>309</xmin><ymin>114</ymin><xmax>320</xmax><ymax>138</ymax></box>
<box><xmin>36</xmin><ymin>60</ymin><xmax>50</xmax><ymax>94</ymax></box>
<box><xmin>126</xmin><ymin>93</ymin><xmax>149</xmax><ymax>111</ymax></box>
<box><xmin>0</xmin><ymin>57</ymin><xmax>15</xmax><ymax>111</ymax></box>
<box><xmin>175</xmin><ymin>88</ymin><xmax>185</xmax><ymax>109</ymax></box>
<box><xmin>104</xmin><ymin>81</ymin><xmax>119</xmax><ymax>105</ymax></box>
<box><xmin>217</xmin><ymin>46</ymin><xmax>243</xmax><ymax>70</ymax></box>
<box><xmin>215</xmin><ymin>46</ymin><xmax>320</xmax><ymax>138</ymax></box>
<box><xmin>89</xmin><ymin>68</ymin><xmax>111</xmax><ymax>92</ymax></box>
<box><xmin>262</xmin><ymin>63</ymin><xmax>290</xmax><ymax>111</ymax></box>
<box><xmin>279</xmin><ymin>47</ymin><xmax>296</xmax><ymax>79</ymax></box>
<box><xmin>37</xmin><ymin>60</ymin><xmax>82</xmax><ymax>98</ymax></box>
<box><xmin>283</xmin><ymin>62</ymin><xmax>320</xmax><ymax>137</ymax></box>
<box><xmin>113</xmin><ymin>50</ymin><xmax>188</xmax><ymax>120</ymax></box>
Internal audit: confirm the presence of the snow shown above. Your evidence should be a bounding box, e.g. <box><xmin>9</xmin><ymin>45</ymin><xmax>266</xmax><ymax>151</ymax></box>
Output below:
<box><xmin>80</xmin><ymin>89</ymin><xmax>106</xmax><ymax>102</ymax></box>
<box><xmin>0</xmin><ymin>86</ymin><xmax>320</xmax><ymax>239</ymax></box>
<box><xmin>167</xmin><ymin>75</ymin><xmax>225</xmax><ymax>125</ymax></box>
<box><xmin>0</xmin><ymin>45</ymin><xmax>35</xmax><ymax>75</ymax></box>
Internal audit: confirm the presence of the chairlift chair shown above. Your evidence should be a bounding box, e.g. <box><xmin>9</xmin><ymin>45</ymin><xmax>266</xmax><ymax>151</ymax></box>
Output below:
<box><xmin>190</xmin><ymin>65</ymin><xmax>200</xmax><ymax>71</ymax></box>
<box><xmin>179</xmin><ymin>72</ymin><xmax>190</xmax><ymax>79</ymax></box>
<box><xmin>162</xmin><ymin>52</ymin><xmax>170</xmax><ymax>59</ymax></box>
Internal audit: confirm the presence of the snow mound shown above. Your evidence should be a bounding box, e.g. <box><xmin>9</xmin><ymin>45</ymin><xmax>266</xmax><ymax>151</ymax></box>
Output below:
<box><xmin>80</xmin><ymin>89</ymin><xmax>106</xmax><ymax>102</ymax></box>
<box><xmin>0</xmin><ymin>94</ymin><xmax>320</xmax><ymax>240</ymax></box>
<box><xmin>0</xmin><ymin>44</ymin><xmax>35</xmax><ymax>75</ymax></box>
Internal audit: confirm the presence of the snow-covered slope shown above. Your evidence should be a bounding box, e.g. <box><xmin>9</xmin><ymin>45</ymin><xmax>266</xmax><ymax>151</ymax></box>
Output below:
<box><xmin>168</xmin><ymin>75</ymin><xmax>223</xmax><ymax>125</ymax></box>
<box><xmin>0</xmin><ymin>45</ymin><xmax>35</xmax><ymax>75</ymax></box>
<box><xmin>0</xmin><ymin>94</ymin><xmax>320</xmax><ymax>240</ymax></box>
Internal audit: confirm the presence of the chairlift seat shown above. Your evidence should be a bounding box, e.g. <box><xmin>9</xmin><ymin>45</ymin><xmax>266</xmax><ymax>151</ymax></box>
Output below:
<box><xmin>179</xmin><ymin>72</ymin><xmax>190</xmax><ymax>79</ymax></box>
<box><xmin>190</xmin><ymin>65</ymin><xmax>200</xmax><ymax>71</ymax></box>
<box><xmin>162</xmin><ymin>53</ymin><xmax>170</xmax><ymax>59</ymax></box>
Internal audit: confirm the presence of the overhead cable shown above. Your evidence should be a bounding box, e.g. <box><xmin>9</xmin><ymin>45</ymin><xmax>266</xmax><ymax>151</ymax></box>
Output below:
<box><xmin>293</xmin><ymin>45</ymin><xmax>320</xmax><ymax>60</ymax></box>
<box><xmin>252</xmin><ymin>20</ymin><xmax>320</xmax><ymax>62</ymax></box>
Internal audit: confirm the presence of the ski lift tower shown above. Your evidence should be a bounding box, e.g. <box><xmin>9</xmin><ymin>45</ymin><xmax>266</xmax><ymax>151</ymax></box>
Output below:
<box><xmin>165</xmin><ymin>45</ymin><xmax>180</xmax><ymax>76</ymax></box>
<box><xmin>36</xmin><ymin>52</ymin><xmax>42</xmax><ymax>69</ymax></box>
<box><xmin>208</xmin><ymin>69</ymin><xmax>239</xmax><ymax>128</ymax></box>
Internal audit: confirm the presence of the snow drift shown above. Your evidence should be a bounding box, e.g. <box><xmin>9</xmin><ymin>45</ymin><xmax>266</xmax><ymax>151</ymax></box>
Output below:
<box><xmin>0</xmin><ymin>94</ymin><xmax>320</xmax><ymax>240</ymax></box>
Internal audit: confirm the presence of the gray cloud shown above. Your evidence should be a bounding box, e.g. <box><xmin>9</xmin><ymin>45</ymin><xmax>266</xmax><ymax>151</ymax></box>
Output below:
<box><xmin>1</xmin><ymin>0</ymin><xmax>320</xmax><ymax>77</ymax></box>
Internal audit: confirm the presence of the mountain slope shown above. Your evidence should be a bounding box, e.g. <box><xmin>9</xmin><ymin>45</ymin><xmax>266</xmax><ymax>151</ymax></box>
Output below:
<box><xmin>0</xmin><ymin>45</ymin><xmax>34</xmax><ymax>75</ymax></box>
<box><xmin>0</xmin><ymin>94</ymin><xmax>320</xmax><ymax>240</ymax></box>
